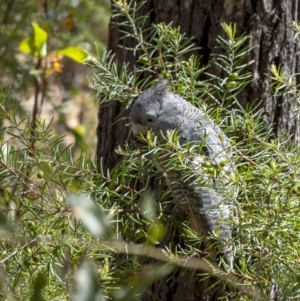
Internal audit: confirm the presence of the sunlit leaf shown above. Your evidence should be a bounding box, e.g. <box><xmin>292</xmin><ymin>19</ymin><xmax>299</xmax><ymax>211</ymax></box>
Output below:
<box><xmin>19</xmin><ymin>22</ymin><xmax>48</xmax><ymax>58</ymax></box>
<box><xmin>19</xmin><ymin>38</ymin><xmax>34</xmax><ymax>55</ymax></box>
<box><xmin>57</xmin><ymin>47</ymin><xmax>88</xmax><ymax>63</ymax></box>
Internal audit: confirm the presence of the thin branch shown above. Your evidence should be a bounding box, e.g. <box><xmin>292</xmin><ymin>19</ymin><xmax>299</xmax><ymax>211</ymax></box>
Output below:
<box><xmin>0</xmin><ymin>238</ymin><xmax>37</xmax><ymax>264</ymax></box>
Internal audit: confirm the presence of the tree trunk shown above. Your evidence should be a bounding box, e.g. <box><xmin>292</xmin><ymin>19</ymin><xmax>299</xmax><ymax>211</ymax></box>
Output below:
<box><xmin>97</xmin><ymin>0</ymin><xmax>300</xmax><ymax>300</ymax></box>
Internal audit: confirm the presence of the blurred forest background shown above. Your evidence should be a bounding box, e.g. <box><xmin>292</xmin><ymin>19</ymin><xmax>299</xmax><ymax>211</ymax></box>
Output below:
<box><xmin>2</xmin><ymin>1</ymin><xmax>300</xmax><ymax>300</ymax></box>
<box><xmin>0</xmin><ymin>0</ymin><xmax>110</xmax><ymax>157</ymax></box>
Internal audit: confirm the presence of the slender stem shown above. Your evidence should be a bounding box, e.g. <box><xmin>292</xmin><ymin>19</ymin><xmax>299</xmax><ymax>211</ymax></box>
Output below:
<box><xmin>0</xmin><ymin>238</ymin><xmax>37</xmax><ymax>264</ymax></box>
<box><xmin>30</xmin><ymin>57</ymin><xmax>42</xmax><ymax>150</ymax></box>
<box><xmin>1</xmin><ymin>0</ymin><xmax>15</xmax><ymax>24</ymax></box>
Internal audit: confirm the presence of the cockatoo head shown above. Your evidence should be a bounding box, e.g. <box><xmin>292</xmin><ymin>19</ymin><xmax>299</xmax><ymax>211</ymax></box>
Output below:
<box><xmin>130</xmin><ymin>79</ymin><xmax>180</xmax><ymax>137</ymax></box>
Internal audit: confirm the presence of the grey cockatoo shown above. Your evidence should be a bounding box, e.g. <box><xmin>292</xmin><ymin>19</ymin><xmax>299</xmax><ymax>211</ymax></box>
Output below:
<box><xmin>130</xmin><ymin>79</ymin><xmax>236</xmax><ymax>267</ymax></box>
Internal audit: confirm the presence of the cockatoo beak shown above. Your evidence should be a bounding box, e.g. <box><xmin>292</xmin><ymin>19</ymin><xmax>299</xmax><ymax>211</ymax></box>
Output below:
<box><xmin>131</xmin><ymin>122</ymin><xmax>148</xmax><ymax>136</ymax></box>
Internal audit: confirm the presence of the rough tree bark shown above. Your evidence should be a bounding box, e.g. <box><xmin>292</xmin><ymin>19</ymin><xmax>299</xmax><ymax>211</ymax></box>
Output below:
<box><xmin>97</xmin><ymin>0</ymin><xmax>300</xmax><ymax>300</ymax></box>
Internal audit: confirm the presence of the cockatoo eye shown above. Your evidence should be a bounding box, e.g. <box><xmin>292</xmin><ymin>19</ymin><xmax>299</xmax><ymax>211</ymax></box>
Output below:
<box><xmin>147</xmin><ymin>117</ymin><xmax>153</xmax><ymax>122</ymax></box>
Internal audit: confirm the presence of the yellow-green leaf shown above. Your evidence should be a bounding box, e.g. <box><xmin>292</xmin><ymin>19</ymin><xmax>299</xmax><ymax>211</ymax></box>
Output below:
<box><xmin>32</xmin><ymin>22</ymin><xmax>47</xmax><ymax>51</ymax></box>
<box><xmin>57</xmin><ymin>47</ymin><xmax>88</xmax><ymax>63</ymax></box>
<box><xmin>147</xmin><ymin>220</ymin><xmax>166</xmax><ymax>243</ymax></box>
<box><xmin>19</xmin><ymin>22</ymin><xmax>48</xmax><ymax>58</ymax></box>
<box><xmin>19</xmin><ymin>38</ymin><xmax>33</xmax><ymax>55</ymax></box>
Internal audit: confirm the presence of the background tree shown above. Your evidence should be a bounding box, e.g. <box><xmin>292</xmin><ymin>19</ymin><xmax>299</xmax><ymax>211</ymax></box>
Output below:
<box><xmin>98</xmin><ymin>0</ymin><xmax>300</xmax><ymax>167</ymax></box>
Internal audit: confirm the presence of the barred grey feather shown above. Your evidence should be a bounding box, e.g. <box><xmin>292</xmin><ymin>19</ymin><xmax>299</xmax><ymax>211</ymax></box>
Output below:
<box><xmin>130</xmin><ymin>79</ymin><xmax>236</xmax><ymax>267</ymax></box>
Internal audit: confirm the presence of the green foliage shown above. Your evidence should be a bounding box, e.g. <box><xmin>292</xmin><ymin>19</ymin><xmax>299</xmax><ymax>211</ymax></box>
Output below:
<box><xmin>19</xmin><ymin>22</ymin><xmax>88</xmax><ymax>63</ymax></box>
<box><xmin>270</xmin><ymin>64</ymin><xmax>300</xmax><ymax>118</ymax></box>
<box><xmin>0</xmin><ymin>0</ymin><xmax>109</xmax><ymax>160</ymax></box>
<box><xmin>208</xmin><ymin>22</ymin><xmax>254</xmax><ymax>108</ymax></box>
<box><xmin>269</xmin><ymin>21</ymin><xmax>300</xmax><ymax>119</ymax></box>
<box><xmin>1</xmin><ymin>1</ymin><xmax>300</xmax><ymax>301</ymax></box>
<box><xmin>0</xmin><ymin>0</ymin><xmax>109</xmax><ymax>91</ymax></box>
<box><xmin>19</xmin><ymin>22</ymin><xmax>48</xmax><ymax>58</ymax></box>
